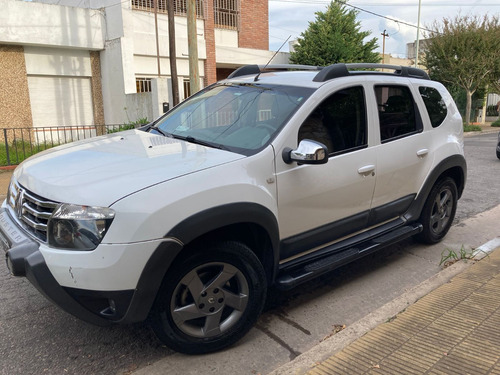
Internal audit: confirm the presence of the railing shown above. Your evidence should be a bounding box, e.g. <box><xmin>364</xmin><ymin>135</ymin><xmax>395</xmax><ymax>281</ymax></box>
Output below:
<box><xmin>131</xmin><ymin>0</ymin><xmax>206</xmax><ymax>18</ymax></box>
<box><xmin>214</xmin><ymin>0</ymin><xmax>240</xmax><ymax>30</ymax></box>
<box><xmin>0</xmin><ymin>124</ymin><xmax>139</xmax><ymax>167</ymax></box>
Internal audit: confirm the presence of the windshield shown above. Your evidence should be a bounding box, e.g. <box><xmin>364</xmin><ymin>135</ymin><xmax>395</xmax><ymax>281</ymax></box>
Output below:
<box><xmin>154</xmin><ymin>83</ymin><xmax>313</xmax><ymax>155</ymax></box>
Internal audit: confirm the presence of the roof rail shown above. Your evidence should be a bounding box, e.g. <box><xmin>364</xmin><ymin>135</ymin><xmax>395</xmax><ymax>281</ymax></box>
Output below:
<box><xmin>313</xmin><ymin>63</ymin><xmax>430</xmax><ymax>82</ymax></box>
<box><xmin>227</xmin><ymin>64</ymin><xmax>321</xmax><ymax>79</ymax></box>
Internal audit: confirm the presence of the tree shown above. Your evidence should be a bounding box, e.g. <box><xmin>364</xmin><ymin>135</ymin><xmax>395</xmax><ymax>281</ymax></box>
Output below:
<box><xmin>423</xmin><ymin>15</ymin><xmax>500</xmax><ymax>125</ymax></box>
<box><xmin>289</xmin><ymin>1</ymin><xmax>379</xmax><ymax>66</ymax></box>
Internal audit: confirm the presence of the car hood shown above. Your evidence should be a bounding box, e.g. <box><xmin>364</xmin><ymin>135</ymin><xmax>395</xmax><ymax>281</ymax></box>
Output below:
<box><xmin>14</xmin><ymin>130</ymin><xmax>245</xmax><ymax>207</ymax></box>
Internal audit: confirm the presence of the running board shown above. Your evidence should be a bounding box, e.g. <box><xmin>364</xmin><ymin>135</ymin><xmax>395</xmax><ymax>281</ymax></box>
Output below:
<box><xmin>276</xmin><ymin>223</ymin><xmax>423</xmax><ymax>290</ymax></box>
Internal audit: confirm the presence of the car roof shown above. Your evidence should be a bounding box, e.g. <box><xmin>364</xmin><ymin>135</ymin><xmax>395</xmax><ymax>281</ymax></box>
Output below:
<box><xmin>223</xmin><ymin>70</ymin><xmax>323</xmax><ymax>89</ymax></box>
<box><xmin>222</xmin><ymin>63</ymin><xmax>430</xmax><ymax>88</ymax></box>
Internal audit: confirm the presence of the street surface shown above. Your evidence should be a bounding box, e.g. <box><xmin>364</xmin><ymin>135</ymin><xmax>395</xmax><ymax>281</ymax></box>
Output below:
<box><xmin>0</xmin><ymin>132</ymin><xmax>499</xmax><ymax>375</ymax></box>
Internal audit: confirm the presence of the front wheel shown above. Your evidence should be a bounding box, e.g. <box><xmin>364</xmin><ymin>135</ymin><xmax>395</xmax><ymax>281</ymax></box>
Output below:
<box><xmin>416</xmin><ymin>177</ymin><xmax>458</xmax><ymax>244</ymax></box>
<box><xmin>150</xmin><ymin>241</ymin><xmax>267</xmax><ymax>354</ymax></box>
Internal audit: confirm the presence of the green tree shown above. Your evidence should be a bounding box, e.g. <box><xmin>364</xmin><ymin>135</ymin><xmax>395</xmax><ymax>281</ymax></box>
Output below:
<box><xmin>423</xmin><ymin>15</ymin><xmax>500</xmax><ymax>124</ymax></box>
<box><xmin>290</xmin><ymin>1</ymin><xmax>380</xmax><ymax>66</ymax></box>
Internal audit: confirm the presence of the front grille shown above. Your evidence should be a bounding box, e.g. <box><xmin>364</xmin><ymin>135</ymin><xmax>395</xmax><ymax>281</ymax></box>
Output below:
<box><xmin>8</xmin><ymin>180</ymin><xmax>59</xmax><ymax>242</ymax></box>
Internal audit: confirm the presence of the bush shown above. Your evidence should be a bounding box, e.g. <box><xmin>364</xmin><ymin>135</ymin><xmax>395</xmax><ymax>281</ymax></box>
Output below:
<box><xmin>0</xmin><ymin>140</ymin><xmax>56</xmax><ymax>166</ymax></box>
<box><xmin>463</xmin><ymin>124</ymin><xmax>482</xmax><ymax>132</ymax></box>
<box><xmin>492</xmin><ymin>119</ymin><xmax>500</xmax><ymax>127</ymax></box>
<box><xmin>107</xmin><ymin>118</ymin><xmax>149</xmax><ymax>134</ymax></box>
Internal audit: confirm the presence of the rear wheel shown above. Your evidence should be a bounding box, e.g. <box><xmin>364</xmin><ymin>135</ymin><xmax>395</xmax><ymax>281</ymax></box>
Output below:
<box><xmin>150</xmin><ymin>241</ymin><xmax>267</xmax><ymax>354</ymax></box>
<box><xmin>416</xmin><ymin>177</ymin><xmax>458</xmax><ymax>244</ymax></box>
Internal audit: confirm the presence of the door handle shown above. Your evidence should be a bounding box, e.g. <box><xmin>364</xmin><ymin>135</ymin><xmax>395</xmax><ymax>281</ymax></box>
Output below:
<box><xmin>358</xmin><ymin>165</ymin><xmax>375</xmax><ymax>177</ymax></box>
<box><xmin>417</xmin><ymin>149</ymin><xmax>429</xmax><ymax>158</ymax></box>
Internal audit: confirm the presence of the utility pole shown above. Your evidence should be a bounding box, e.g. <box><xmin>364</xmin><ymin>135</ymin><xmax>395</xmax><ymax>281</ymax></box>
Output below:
<box><xmin>381</xmin><ymin>30</ymin><xmax>389</xmax><ymax>64</ymax></box>
<box><xmin>167</xmin><ymin>0</ymin><xmax>180</xmax><ymax>106</ymax></box>
<box><xmin>187</xmin><ymin>0</ymin><xmax>200</xmax><ymax>95</ymax></box>
<box><xmin>153</xmin><ymin>0</ymin><xmax>161</xmax><ymax>76</ymax></box>
<box><xmin>415</xmin><ymin>0</ymin><xmax>422</xmax><ymax>68</ymax></box>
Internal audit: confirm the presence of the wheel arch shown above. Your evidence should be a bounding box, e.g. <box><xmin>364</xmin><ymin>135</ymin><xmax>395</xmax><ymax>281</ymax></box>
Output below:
<box><xmin>404</xmin><ymin>154</ymin><xmax>466</xmax><ymax>223</ymax></box>
<box><xmin>167</xmin><ymin>202</ymin><xmax>280</xmax><ymax>285</ymax></box>
<box><xmin>119</xmin><ymin>203</ymin><xmax>279</xmax><ymax>324</ymax></box>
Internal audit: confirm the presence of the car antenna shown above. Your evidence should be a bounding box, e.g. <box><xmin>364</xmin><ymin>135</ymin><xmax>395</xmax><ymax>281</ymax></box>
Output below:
<box><xmin>254</xmin><ymin>35</ymin><xmax>291</xmax><ymax>82</ymax></box>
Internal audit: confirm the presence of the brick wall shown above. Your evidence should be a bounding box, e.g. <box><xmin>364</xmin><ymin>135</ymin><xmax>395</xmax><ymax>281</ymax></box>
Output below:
<box><xmin>238</xmin><ymin>0</ymin><xmax>269</xmax><ymax>50</ymax></box>
<box><xmin>0</xmin><ymin>45</ymin><xmax>33</xmax><ymax>130</ymax></box>
<box><xmin>90</xmin><ymin>52</ymin><xmax>105</xmax><ymax>127</ymax></box>
<box><xmin>216</xmin><ymin>68</ymin><xmax>235</xmax><ymax>81</ymax></box>
<box><xmin>204</xmin><ymin>0</ymin><xmax>217</xmax><ymax>86</ymax></box>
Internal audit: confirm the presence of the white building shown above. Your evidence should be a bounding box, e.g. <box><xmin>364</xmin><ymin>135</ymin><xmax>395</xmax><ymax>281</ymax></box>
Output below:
<box><xmin>0</xmin><ymin>0</ymin><xmax>289</xmax><ymax>132</ymax></box>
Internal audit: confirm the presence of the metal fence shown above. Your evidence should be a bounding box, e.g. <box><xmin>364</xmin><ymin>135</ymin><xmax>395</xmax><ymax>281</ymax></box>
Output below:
<box><xmin>0</xmin><ymin>124</ymin><xmax>139</xmax><ymax>167</ymax></box>
<box><xmin>131</xmin><ymin>0</ymin><xmax>206</xmax><ymax>18</ymax></box>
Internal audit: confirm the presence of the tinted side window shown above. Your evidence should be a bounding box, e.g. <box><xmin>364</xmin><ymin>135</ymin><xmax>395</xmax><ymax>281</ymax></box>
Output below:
<box><xmin>375</xmin><ymin>85</ymin><xmax>418</xmax><ymax>142</ymax></box>
<box><xmin>419</xmin><ymin>87</ymin><xmax>447</xmax><ymax>128</ymax></box>
<box><xmin>298</xmin><ymin>86</ymin><xmax>367</xmax><ymax>154</ymax></box>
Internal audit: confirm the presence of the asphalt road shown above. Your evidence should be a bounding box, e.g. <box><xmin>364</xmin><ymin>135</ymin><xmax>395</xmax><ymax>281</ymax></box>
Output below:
<box><xmin>455</xmin><ymin>132</ymin><xmax>500</xmax><ymax>223</ymax></box>
<box><xmin>0</xmin><ymin>132</ymin><xmax>499</xmax><ymax>375</ymax></box>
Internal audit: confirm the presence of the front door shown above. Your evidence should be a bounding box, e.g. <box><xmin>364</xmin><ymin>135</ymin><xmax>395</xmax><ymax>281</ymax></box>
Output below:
<box><xmin>275</xmin><ymin>86</ymin><xmax>377</xmax><ymax>261</ymax></box>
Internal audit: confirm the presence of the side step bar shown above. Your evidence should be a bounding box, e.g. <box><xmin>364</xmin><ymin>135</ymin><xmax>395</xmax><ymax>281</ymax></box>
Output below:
<box><xmin>276</xmin><ymin>223</ymin><xmax>423</xmax><ymax>290</ymax></box>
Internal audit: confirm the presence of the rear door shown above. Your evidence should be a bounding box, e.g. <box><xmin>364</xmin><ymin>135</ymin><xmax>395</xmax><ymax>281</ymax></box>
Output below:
<box><xmin>368</xmin><ymin>83</ymin><xmax>433</xmax><ymax>224</ymax></box>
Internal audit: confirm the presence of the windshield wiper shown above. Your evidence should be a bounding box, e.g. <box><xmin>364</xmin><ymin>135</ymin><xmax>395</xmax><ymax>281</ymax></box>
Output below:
<box><xmin>173</xmin><ymin>134</ymin><xmax>229</xmax><ymax>151</ymax></box>
<box><xmin>144</xmin><ymin>124</ymin><xmax>169</xmax><ymax>137</ymax></box>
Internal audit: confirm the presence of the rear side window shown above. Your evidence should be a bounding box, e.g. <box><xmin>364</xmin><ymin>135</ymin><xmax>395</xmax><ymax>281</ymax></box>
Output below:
<box><xmin>419</xmin><ymin>87</ymin><xmax>447</xmax><ymax>128</ymax></box>
<box><xmin>375</xmin><ymin>85</ymin><xmax>419</xmax><ymax>142</ymax></box>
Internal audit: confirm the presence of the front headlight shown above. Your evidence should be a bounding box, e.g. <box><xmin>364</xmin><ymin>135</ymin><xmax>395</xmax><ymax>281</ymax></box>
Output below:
<box><xmin>47</xmin><ymin>204</ymin><xmax>115</xmax><ymax>251</ymax></box>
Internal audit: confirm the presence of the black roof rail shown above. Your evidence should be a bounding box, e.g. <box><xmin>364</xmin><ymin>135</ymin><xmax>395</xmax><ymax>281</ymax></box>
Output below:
<box><xmin>313</xmin><ymin>63</ymin><xmax>430</xmax><ymax>82</ymax></box>
<box><xmin>227</xmin><ymin>64</ymin><xmax>321</xmax><ymax>79</ymax></box>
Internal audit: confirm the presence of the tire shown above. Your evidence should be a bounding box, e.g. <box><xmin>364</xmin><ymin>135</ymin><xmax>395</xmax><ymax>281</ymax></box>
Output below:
<box><xmin>416</xmin><ymin>177</ymin><xmax>458</xmax><ymax>244</ymax></box>
<box><xmin>496</xmin><ymin>150</ymin><xmax>500</xmax><ymax>160</ymax></box>
<box><xmin>150</xmin><ymin>241</ymin><xmax>267</xmax><ymax>354</ymax></box>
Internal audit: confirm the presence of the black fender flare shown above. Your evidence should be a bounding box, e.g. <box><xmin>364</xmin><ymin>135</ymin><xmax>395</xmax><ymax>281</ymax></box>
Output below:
<box><xmin>121</xmin><ymin>203</ymin><xmax>280</xmax><ymax>323</ymax></box>
<box><xmin>168</xmin><ymin>202</ymin><xmax>280</xmax><ymax>282</ymax></box>
<box><xmin>404</xmin><ymin>154</ymin><xmax>467</xmax><ymax>222</ymax></box>
<box><xmin>167</xmin><ymin>202</ymin><xmax>280</xmax><ymax>249</ymax></box>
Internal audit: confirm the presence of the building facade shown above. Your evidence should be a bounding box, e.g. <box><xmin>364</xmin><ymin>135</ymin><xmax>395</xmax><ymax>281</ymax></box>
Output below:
<box><xmin>0</xmin><ymin>0</ymin><xmax>288</xmax><ymax>130</ymax></box>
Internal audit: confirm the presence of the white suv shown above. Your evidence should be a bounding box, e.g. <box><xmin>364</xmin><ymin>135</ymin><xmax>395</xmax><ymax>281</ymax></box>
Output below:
<box><xmin>1</xmin><ymin>63</ymin><xmax>466</xmax><ymax>354</ymax></box>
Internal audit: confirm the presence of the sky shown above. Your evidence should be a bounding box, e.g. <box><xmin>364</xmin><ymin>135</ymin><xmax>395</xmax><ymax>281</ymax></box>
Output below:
<box><xmin>268</xmin><ymin>0</ymin><xmax>500</xmax><ymax>58</ymax></box>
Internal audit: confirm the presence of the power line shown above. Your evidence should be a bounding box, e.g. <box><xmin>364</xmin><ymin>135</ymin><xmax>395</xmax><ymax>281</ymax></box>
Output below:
<box><xmin>270</xmin><ymin>0</ymin><xmax>441</xmax><ymax>34</ymax></box>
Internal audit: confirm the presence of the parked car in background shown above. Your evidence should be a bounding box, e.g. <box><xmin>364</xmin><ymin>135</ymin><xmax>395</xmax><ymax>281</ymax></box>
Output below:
<box><xmin>0</xmin><ymin>63</ymin><xmax>466</xmax><ymax>354</ymax></box>
<box><xmin>497</xmin><ymin>132</ymin><xmax>500</xmax><ymax>159</ymax></box>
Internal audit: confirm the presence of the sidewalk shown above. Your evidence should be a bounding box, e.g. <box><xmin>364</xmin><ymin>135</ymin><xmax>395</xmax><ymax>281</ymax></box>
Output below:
<box><xmin>463</xmin><ymin>122</ymin><xmax>499</xmax><ymax>137</ymax></box>
<box><xmin>274</xmin><ymin>241</ymin><xmax>500</xmax><ymax>375</ymax></box>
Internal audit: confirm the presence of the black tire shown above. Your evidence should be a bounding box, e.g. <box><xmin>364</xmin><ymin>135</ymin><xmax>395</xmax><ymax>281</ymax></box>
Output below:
<box><xmin>416</xmin><ymin>177</ymin><xmax>458</xmax><ymax>244</ymax></box>
<box><xmin>496</xmin><ymin>150</ymin><xmax>500</xmax><ymax>160</ymax></box>
<box><xmin>150</xmin><ymin>241</ymin><xmax>267</xmax><ymax>354</ymax></box>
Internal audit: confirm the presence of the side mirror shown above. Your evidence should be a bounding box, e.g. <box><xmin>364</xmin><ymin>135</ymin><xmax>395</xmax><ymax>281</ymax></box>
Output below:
<box><xmin>282</xmin><ymin>139</ymin><xmax>328</xmax><ymax>165</ymax></box>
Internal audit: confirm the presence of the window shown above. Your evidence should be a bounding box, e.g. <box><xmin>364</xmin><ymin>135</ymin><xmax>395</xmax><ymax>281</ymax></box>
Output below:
<box><xmin>136</xmin><ymin>78</ymin><xmax>152</xmax><ymax>93</ymax></box>
<box><xmin>419</xmin><ymin>87</ymin><xmax>447</xmax><ymax>128</ymax></box>
<box><xmin>298</xmin><ymin>86</ymin><xmax>367</xmax><ymax>155</ymax></box>
<box><xmin>183</xmin><ymin>79</ymin><xmax>191</xmax><ymax>100</ymax></box>
<box><xmin>214</xmin><ymin>0</ymin><xmax>240</xmax><ymax>30</ymax></box>
<box><xmin>156</xmin><ymin>83</ymin><xmax>313</xmax><ymax>155</ymax></box>
<box><xmin>131</xmin><ymin>0</ymin><xmax>205</xmax><ymax>18</ymax></box>
<box><xmin>375</xmin><ymin>85</ymin><xmax>419</xmax><ymax>142</ymax></box>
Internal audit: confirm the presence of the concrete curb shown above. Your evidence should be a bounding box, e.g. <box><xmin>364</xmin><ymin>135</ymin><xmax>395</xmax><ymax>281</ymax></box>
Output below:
<box><xmin>268</xmin><ymin>237</ymin><xmax>500</xmax><ymax>375</ymax></box>
<box><xmin>463</xmin><ymin>127</ymin><xmax>499</xmax><ymax>137</ymax></box>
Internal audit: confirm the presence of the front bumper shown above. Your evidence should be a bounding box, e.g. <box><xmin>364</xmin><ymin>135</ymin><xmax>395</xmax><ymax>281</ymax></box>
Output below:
<box><xmin>1</xmin><ymin>207</ymin><xmax>183</xmax><ymax>326</ymax></box>
<box><xmin>1</xmin><ymin>208</ymin><xmax>113</xmax><ymax>325</ymax></box>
